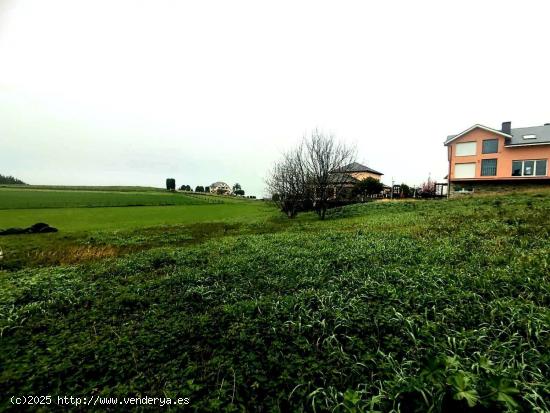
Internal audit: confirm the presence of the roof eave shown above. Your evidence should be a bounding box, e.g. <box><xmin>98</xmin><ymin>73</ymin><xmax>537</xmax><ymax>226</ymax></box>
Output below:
<box><xmin>504</xmin><ymin>142</ymin><xmax>550</xmax><ymax>148</ymax></box>
<box><xmin>444</xmin><ymin>124</ymin><xmax>512</xmax><ymax>146</ymax></box>
<box><xmin>347</xmin><ymin>170</ymin><xmax>383</xmax><ymax>175</ymax></box>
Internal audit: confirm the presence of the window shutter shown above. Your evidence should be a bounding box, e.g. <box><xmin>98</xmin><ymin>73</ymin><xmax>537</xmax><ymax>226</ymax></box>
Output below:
<box><xmin>455</xmin><ymin>142</ymin><xmax>476</xmax><ymax>156</ymax></box>
<box><xmin>455</xmin><ymin>163</ymin><xmax>476</xmax><ymax>178</ymax></box>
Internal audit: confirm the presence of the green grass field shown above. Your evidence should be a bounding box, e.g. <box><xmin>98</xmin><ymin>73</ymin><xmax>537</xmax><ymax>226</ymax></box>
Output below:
<box><xmin>0</xmin><ymin>184</ymin><xmax>167</xmax><ymax>192</ymax></box>
<box><xmin>0</xmin><ymin>188</ymin><xmax>549</xmax><ymax>411</ymax></box>
<box><xmin>0</xmin><ymin>187</ymin><xmax>225</xmax><ymax>209</ymax></box>
<box><xmin>0</xmin><ymin>202</ymin><xmax>269</xmax><ymax>232</ymax></box>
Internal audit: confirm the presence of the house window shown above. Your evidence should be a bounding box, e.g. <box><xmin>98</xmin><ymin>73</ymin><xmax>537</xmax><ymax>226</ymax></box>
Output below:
<box><xmin>511</xmin><ymin>159</ymin><xmax>547</xmax><ymax>176</ymax></box>
<box><xmin>481</xmin><ymin>159</ymin><xmax>497</xmax><ymax>176</ymax></box>
<box><xmin>454</xmin><ymin>162</ymin><xmax>476</xmax><ymax>178</ymax></box>
<box><xmin>455</xmin><ymin>142</ymin><xmax>476</xmax><ymax>156</ymax></box>
<box><xmin>523</xmin><ymin>134</ymin><xmax>536</xmax><ymax>140</ymax></box>
<box><xmin>524</xmin><ymin>160</ymin><xmax>534</xmax><ymax>176</ymax></box>
<box><xmin>536</xmin><ymin>160</ymin><xmax>547</xmax><ymax>176</ymax></box>
<box><xmin>482</xmin><ymin>139</ymin><xmax>498</xmax><ymax>154</ymax></box>
<box><xmin>512</xmin><ymin>161</ymin><xmax>522</xmax><ymax>176</ymax></box>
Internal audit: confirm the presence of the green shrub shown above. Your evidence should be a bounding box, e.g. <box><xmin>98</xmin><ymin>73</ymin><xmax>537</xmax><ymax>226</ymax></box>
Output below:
<box><xmin>166</xmin><ymin>178</ymin><xmax>176</xmax><ymax>191</ymax></box>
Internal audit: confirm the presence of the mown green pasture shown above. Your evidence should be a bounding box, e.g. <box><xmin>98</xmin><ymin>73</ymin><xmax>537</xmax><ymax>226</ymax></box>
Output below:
<box><xmin>0</xmin><ymin>191</ymin><xmax>549</xmax><ymax>412</ymax></box>
<box><xmin>0</xmin><ymin>202</ymin><xmax>269</xmax><ymax>232</ymax></box>
<box><xmin>0</xmin><ymin>185</ymin><xmax>166</xmax><ymax>192</ymax></box>
<box><xmin>0</xmin><ymin>187</ymin><xmax>222</xmax><ymax>209</ymax></box>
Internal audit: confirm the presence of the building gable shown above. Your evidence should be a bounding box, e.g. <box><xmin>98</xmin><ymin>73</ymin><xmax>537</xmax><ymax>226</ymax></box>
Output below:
<box><xmin>444</xmin><ymin>124</ymin><xmax>511</xmax><ymax>146</ymax></box>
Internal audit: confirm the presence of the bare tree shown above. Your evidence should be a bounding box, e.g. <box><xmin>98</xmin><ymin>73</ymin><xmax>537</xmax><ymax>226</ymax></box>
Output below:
<box><xmin>266</xmin><ymin>143</ymin><xmax>308</xmax><ymax>218</ymax></box>
<box><xmin>420</xmin><ymin>175</ymin><xmax>436</xmax><ymax>198</ymax></box>
<box><xmin>267</xmin><ymin>130</ymin><xmax>356</xmax><ymax>219</ymax></box>
<box><xmin>303</xmin><ymin>129</ymin><xmax>356</xmax><ymax>219</ymax></box>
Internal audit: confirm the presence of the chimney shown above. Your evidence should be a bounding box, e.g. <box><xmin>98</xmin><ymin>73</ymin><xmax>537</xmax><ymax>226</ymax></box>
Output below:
<box><xmin>501</xmin><ymin>121</ymin><xmax>512</xmax><ymax>135</ymax></box>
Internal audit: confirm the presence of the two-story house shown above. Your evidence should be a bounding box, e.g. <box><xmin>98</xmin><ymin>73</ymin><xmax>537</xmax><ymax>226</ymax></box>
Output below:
<box><xmin>444</xmin><ymin>122</ymin><xmax>550</xmax><ymax>196</ymax></box>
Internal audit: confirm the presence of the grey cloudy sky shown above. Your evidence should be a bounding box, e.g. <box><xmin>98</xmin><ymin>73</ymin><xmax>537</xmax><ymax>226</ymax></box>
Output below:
<box><xmin>1</xmin><ymin>0</ymin><xmax>550</xmax><ymax>196</ymax></box>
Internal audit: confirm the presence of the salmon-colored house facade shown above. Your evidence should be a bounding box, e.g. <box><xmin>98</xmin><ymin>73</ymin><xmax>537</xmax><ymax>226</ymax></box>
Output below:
<box><xmin>444</xmin><ymin>122</ymin><xmax>550</xmax><ymax>195</ymax></box>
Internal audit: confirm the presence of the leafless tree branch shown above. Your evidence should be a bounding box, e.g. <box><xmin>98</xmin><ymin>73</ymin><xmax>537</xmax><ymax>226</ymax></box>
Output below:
<box><xmin>266</xmin><ymin>129</ymin><xmax>356</xmax><ymax>219</ymax></box>
<box><xmin>303</xmin><ymin>129</ymin><xmax>356</xmax><ymax>219</ymax></box>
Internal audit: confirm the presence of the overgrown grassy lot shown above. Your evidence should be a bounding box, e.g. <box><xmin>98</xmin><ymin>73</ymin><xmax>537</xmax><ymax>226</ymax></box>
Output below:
<box><xmin>1</xmin><ymin>192</ymin><xmax>549</xmax><ymax>412</ymax></box>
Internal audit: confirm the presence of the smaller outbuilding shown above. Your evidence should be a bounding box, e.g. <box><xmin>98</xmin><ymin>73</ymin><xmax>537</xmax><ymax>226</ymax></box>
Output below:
<box><xmin>209</xmin><ymin>181</ymin><xmax>231</xmax><ymax>195</ymax></box>
<box><xmin>333</xmin><ymin>162</ymin><xmax>384</xmax><ymax>181</ymax></box>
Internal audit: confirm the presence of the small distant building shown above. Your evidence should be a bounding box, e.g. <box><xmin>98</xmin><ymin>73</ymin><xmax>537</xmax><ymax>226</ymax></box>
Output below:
<box><xmin>328</xmin><ymin>162</ymin><xmax>383</xmax><ymax>188</ymax></box>
<box><xmin>333</xmin><ymin>162</ymin><xmax>384</xmax><ymax>181</ymax></box>
<box><xmin>328</xmin><ymin>162</ymin><xmax>384</xmax><ymax>199</ymax></box>
<box><xmin>210</xmin><ymin>181</ymin><xmax>231</xmax><ymax>195</ymax></box>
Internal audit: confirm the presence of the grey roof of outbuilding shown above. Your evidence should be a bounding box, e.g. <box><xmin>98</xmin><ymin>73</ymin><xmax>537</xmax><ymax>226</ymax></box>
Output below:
<box><xmin>445</xmin><ymin>123</ymin><xmax>550</xmax><ymax>146</ymax></box>
<box><xmin>327</xmin><ymin>172</ymin><xmax>359</xmax><ymax>184</ymax></box>
<box><xmin>334</xmin><ymin>162</ymin><xmax>383</xmax><ymax>175</ymax></box>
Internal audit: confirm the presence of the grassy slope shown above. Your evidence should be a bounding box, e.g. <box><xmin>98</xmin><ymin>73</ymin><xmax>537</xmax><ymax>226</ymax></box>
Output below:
<box><xmin>1</xmin><ymin>192</ymin><xmax>549</xmax><ymax>411</ymax></box>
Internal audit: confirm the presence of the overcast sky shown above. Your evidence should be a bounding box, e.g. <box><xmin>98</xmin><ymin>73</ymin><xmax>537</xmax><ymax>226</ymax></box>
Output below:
<box><xmin>1</xmin><ymin>0</ymin><xmax>550</xmax><ymax>196</ymax></box>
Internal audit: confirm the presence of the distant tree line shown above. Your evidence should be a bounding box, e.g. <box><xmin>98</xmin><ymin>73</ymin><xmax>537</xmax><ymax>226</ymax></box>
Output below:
<box><xmin>0</xmin><ymin>174</ymin><xmax>27</xmax><ymax>185</ymax></box>
<box><xmin>169</xmin><ymin>179</ymin><xmax>246</xmax><ymax>196</ymax></box>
